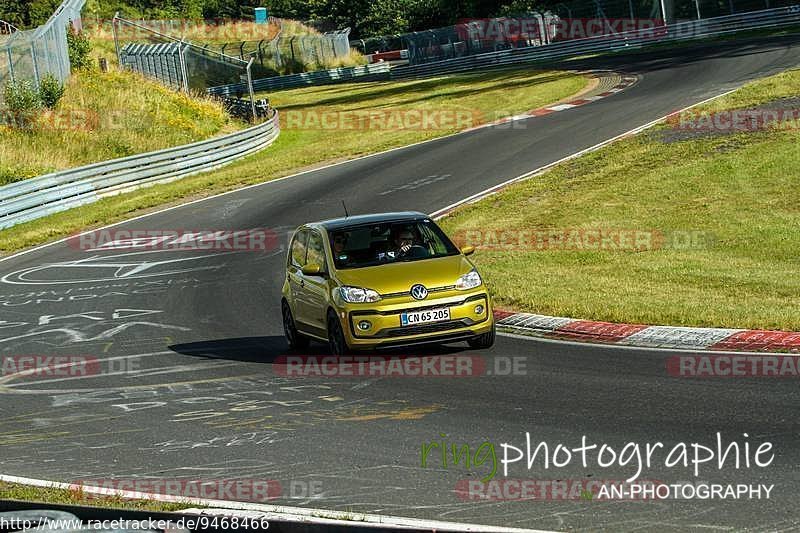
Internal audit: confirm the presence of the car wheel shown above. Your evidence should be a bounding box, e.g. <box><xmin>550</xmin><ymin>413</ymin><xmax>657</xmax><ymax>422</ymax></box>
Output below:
<box><xmin>283</xmin><ymin>301</ymin><xmax>309</xmax><ymax>350</ymax></box>
<box><xmin>467</xmin><ymin>322</ymin><xmax>495</xmax><ymax>349</ymax></box>
<box><xmin>327</xmin><ymin>311</ymin><xmax>350</xmax><ymax>356</ymax></box>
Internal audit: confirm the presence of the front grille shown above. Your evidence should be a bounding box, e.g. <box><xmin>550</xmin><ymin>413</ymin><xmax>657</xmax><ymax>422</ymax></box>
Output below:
<box><xmin>381</xmin><ymin>285</ymin><xmax>455</xmax><ymax>299</ymax></box>
<box><xmin>385</xmin><ymin>320</ymin><xmax>467</xmax><ymax>337</ymax></box>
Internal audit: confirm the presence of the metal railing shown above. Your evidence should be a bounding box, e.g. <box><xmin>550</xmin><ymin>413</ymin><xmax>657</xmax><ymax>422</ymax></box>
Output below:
<box><xmin>208</xmin><ymin>62</ymin><xmax>390</xmax><ymax>96</ymax></box>
<box><xmin>392</xmin><ymin>6</ymin><xmax>800</xmax><ymax>79</ymax></box>
<box><xmin>0</xmin><ymin>111</ymin><xmax>280</xmax><ymax>230</ymax></box>
<box><xmin>0</xmin><ymin>0</ymin><xmax>86</xmax><ymax>96</ymax></box>
<box><xmin>113</xmin><ymin>15</ymin><xmax>261</xmax><ymax>120</ymax></box>
<box><xmin>0</xmin><ymin>20</ymin><xmax>19</xmax><ymax>35</ymax></box>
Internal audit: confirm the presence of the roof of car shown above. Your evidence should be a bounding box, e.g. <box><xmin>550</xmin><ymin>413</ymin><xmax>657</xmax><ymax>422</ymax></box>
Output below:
<box><xmin>313</xmin><ymin>212</ymin><xmax>429</xmax><ymax>230</ymax></box>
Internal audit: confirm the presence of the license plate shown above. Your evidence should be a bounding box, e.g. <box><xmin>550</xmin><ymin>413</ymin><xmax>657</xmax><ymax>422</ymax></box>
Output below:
<box><xmin>401</xmin><ymin>307</ymin><xmax>450</xmax><ymax>326</ymax></box>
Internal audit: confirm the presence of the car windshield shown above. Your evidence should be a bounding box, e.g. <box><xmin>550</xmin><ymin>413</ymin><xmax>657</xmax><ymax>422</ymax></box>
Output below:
<box><xmin>329</xmin><ymin>219</ymin><xmax>460</xmax><ymax>269</ymax></box>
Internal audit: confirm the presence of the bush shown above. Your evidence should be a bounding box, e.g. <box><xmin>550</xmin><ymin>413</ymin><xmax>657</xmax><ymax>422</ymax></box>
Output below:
<box><xmin>39</xmin><ymin>73</ymin><xmax>65</xmax><ymax>109</ymax></box>
<box><xmin>66</xmin><ymin>23</ymin><xmax>93</xmax><ymax>71</ymax></box>
<box><xmin>3</xmin><ymin>79</ymin><xmax>42</xmax><ymax>128</ymax></box>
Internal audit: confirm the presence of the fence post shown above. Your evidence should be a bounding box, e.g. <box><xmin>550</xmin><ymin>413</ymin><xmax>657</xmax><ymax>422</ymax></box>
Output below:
<box><xmin>112</xmin><ymin>12</ymin><xmax>121</xmax><ymax>63</ymax></box>
<box><xmin>246</xmin><ymin>57</ymin><xmax>256</xmax><ymax>121</ymax></box>
<box><xmin>6</xmin><ymin>48</ymin><xmax>14</xmax><ymax>83</ymax></box>
<box><xmin>30</xmin><ymin>43</ymin><xmax>41</xmax><ymax>87</ymax></box>
<box><xmin>178</xmin><ymin>40</ymin><xmax>189</xmax><ymax>92</ymax></box>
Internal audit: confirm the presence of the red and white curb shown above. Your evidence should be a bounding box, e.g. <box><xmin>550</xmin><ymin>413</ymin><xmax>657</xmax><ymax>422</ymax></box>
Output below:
<box><xmin>466</xmin><ymin>71</ymin><xmax>638</xmax><ymax>131</ymax></box>
<box><xmin>494</xmin><ymin>310</ymin><xmax>800</xmax><ymax>353</ymax></box>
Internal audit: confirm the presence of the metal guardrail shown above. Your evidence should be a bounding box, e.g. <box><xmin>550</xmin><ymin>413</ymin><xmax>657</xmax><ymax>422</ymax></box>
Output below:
<box><xmin>392</xmin><ymin>6</ymin><xmax>800</xmax><ymax>79</ymax></box>
<box><xmin>0</xmin><ymin>111</ymin><xmax>280</xmax><ymax>230</ymax></box>
<box><xmin>208</xmin><ymin>62</ymin><xmax>391</xmax><ymax>96</ymax></box>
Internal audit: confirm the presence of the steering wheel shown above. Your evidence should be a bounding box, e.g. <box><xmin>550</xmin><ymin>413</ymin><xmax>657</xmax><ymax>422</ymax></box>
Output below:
<box><xmin>402</xmin><ymin>244</ymin><xmax>429</xmax><ymax>258</ymax></box>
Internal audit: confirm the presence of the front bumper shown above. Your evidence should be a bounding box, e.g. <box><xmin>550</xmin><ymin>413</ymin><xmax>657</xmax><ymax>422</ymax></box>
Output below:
<box><xmin>341</xmin><ymin>290</ymin><xmax>493</xmax><ymax>348</ymax></box>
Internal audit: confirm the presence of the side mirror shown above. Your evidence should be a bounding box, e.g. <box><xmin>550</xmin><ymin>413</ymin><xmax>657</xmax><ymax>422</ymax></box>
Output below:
<box><xmin>460</xmin><ymin>245</ymin><xmax>475</xmax><ymax>256</ymax></box>
<box><xmin>302</xmin><ymin>263</ymin><xmax>323</xmax><ymax>276</ymax></box>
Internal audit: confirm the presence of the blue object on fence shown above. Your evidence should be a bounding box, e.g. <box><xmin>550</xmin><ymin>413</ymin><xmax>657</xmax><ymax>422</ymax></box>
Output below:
<box><xmin>255</xmin><ymin>8</ymin><xmax>268</xmax><ymax>24</ymax></box>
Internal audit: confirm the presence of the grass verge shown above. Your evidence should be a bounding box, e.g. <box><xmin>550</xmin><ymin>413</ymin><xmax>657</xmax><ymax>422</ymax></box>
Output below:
<box><xmin>440</xmin><ymin>67</ymin><xmax>800</xmax><ymax>330</ymax></box>
<box><xmin>0</xmin><ymin>481</ymin><xmax>194</xmax><ymax>513</ymax></box>
<box><xmin>0</xmin><ymin>69</ymin><xmax>237</xmax><ymax>184</ymax></box>
<box><xmin>0</xmin><ymin>67</ymin><xmax>587</xmax><ymax>254</ymax></box>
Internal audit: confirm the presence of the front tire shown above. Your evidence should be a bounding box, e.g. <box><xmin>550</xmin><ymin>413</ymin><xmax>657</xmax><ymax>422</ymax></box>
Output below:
<box><xmin>467</xmin><ymin>322</ymin><xmax>495</xmax><ymax>349</ymax></box>
<box><xmin>283</xmin><ymin>301</ymin><xmax>309</xmax><ymax>350</ymax></box>
<box><xmin>327</xmin><ymin>311</ymin><xmax>351</xmax><ymax>356</ymax></box>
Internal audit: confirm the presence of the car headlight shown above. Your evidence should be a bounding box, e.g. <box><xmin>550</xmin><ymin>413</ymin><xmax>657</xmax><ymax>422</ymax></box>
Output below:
<box><xmin>339</xmin><ymin>286</ymin><xmax>382</xmax><ymax>303</ymax></box>
<box><xmin>455</xmin><ymin>269</ymin><xmax>482</xmax><ymax>290</ymax></box>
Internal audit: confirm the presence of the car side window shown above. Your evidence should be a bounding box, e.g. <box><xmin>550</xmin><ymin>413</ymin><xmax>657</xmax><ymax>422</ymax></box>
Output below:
<box><xmin>290</xmin><ymin>229</ymin><xmax>309</xmax><ymax>268</ymax></box>
<box><xmin>306</xmin><ymin>231</ymin><xmax>326</xmax><ymax>272</ymax></box>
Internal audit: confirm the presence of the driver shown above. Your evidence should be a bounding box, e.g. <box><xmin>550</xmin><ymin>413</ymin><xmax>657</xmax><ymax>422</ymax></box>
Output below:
<box><xmin>390</xmin><ymin>227</ymin><xmax>417</xmax><ymax>258</ymax></box>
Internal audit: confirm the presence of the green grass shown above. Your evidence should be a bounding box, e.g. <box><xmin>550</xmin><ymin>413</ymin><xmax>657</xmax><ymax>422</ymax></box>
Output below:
<box><xmin>0</xmin><ymin>67</ymin><xmax>586</xmax><ymax>254</ymax></box>
<box><xmin>0</xmin><ymin>68</ymin><xmax>237</xmax><ymax>184</ymax></box>
<box><xmin>0</xmin><ymin>481</ymin><xmax>194</xmax><ymax>513</ymax></box>
<box><xmin>440</xmin><ymin>68</ymin><xmax>800</xmax><ymax>331</ymax></box>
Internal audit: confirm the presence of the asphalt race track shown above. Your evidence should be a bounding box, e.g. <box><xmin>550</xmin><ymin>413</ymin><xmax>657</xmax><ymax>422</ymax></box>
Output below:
<box><xmin>1</xmin><ymin>36</ymin><xmax>799</xmax><ymax>531</ymax></box>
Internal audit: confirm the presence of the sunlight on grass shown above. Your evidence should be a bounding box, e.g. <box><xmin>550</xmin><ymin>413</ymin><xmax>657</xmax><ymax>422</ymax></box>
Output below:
<box><xmin>0</xmin><ymin>67</ymin><xmax>587</xmax><ymax>254</ymax></box>
<box><xmin>0</xmin><ymin>69</ymin><xmax>237</xmax><ymax>184</ymax></box>
<box><xmin>441</xmin><ymin>68</ymin><xmax>800</xmax><ymax>330</ymax></box>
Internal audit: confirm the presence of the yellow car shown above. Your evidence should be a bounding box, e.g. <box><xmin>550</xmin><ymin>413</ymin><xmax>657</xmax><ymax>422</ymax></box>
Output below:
<box><xmin>281</xmin><ymin>212</ymin><xmax>495</xmax><ymax>354</ymax></box>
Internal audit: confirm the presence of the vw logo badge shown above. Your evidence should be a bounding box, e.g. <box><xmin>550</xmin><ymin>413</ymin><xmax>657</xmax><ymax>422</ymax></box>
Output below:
<box><xmin>410</xmin><ymin>284</ymin><xmax>428</xmax><ymax>300</ymax></box>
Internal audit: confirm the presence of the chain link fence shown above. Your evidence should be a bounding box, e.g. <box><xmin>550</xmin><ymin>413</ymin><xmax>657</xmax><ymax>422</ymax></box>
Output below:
<box><xmin>0</xmin><ymin>0</ymin><xmax>86</xmax><ymax>101</ymax></box>
<box><xmin>204</xmin><ymin>19</ymin><xmax>352</xmax><ymax>75</ymax></box>
<box><xmin>113</xmin><ymin>15</ymin><xmax>266</xmax><ymax>121</ymax></box>
<box><xmin>354</xmin><ymin>0</ymin><xmax>800</xmax><ymax>65</ymax></box>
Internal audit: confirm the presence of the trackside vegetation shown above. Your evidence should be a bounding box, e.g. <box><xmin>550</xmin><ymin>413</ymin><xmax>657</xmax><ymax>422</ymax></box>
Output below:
<box><xmin>440</xmin><ymin>68</ymin><xmax>800</xmax><ymax>330</ymax></box>
<box><xmin>0</xmin><ymin>481</ymin><xmax>193</xmax><ymax>512</ymax></box>
<box><xmin>0</xmin><ymin>67</ymin><xmax>587</xmax><ymax>254</ymax></box>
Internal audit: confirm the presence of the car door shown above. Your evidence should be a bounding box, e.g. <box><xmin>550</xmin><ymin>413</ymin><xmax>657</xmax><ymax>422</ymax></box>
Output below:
<box><xmin>287</xmin><ymin>228</ymin><xmax>309</xmax><ymax>330</ymax></box>
<box><xmin>299</xmin><ymin>229</ymin><xmax>329</xmax><ymax>336</ymax></box>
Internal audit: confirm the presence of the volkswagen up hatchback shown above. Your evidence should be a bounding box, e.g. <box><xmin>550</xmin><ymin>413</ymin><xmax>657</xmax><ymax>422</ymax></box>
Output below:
<box><xmin>281</xmin><ymin>212</ymin><xmax>495</xmax><ymax>354</ymax></box>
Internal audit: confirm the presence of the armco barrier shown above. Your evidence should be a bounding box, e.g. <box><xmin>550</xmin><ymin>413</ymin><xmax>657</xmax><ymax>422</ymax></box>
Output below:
<box><xmin>208</xmin><ymin>62</ymin><xmax>391</xmax><ymax>96</ymax></box>
<box><xmin>0</xmin><ymin>111</ymin><xmax>279</xmax><ymax>230</ymax></box>
<box><xmin>391</xmin><ymin>6</ymin><xmax>800</xmax><ymax>79</ymax></box>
